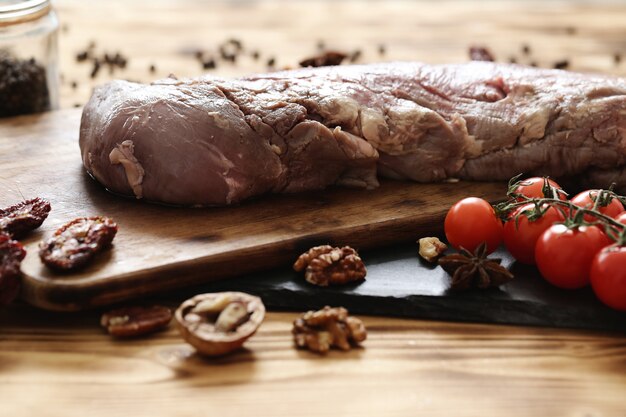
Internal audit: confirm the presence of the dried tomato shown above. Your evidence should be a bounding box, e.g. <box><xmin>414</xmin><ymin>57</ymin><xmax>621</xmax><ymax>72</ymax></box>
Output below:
<box><xmin>39</xmin><ymin>216</ymin><xmax>117</xmax><ymax>271</ymax></box>
<box><xmin>0</xmin><ymin>197</ymin><xmax>51</xmax><ymax>239</ymax></box>
<box><xmin>0</xmin><ymin>232</ymin><xmax>26</xmax><ymax>306</ymax></box>
<box><xmin>101</xmin><ymin>306</ymin><xmax>172</xmax><ymax>337</ymax></box>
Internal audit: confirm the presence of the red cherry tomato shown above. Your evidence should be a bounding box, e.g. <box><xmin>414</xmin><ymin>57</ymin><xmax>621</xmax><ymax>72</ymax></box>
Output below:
<box><xmin>444</xmin><ymin>197</ymin><xmax>503</xmax><ymax>254</ymax></box>
<box><xmin>591</xmin><ymin>245</ymin><xmax>626</xmax><ymax>311</ymax></box>
<box><xmin>535</xmin><ymin>224</ymin><xmax>611</xmax><ymax>289</ymax></box>
<box><xmin>570</xmin><ymin>190</ymin><xmax>625</xmax><ymax>222</ymax></box>
<box><xmin>514</xmin><ymin>177</ymin><xmax>565</xmax><ymax>201</ymax></box>
<box><xmin>613</xmin><ymin>211</ymin><xmax>626</xmax><ymax>225</ymax></box>
<box><xmin>503</xmin><ymin>204</ymin><xmax>565</xmax><ymax>265</ymax></box>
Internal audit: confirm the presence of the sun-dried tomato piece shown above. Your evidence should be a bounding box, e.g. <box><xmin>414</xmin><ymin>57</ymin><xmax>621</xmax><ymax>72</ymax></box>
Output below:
<box><xmin>39</xmin><ymin>216</ymin><xmax>118</xmax><ymax>271</ymax></box>
<box><xmin>0</xmin><ymin>232</ymin><xmax>26</xmax><ymax>306</ymax></box>
<box><xmin>0</xmin><ymin>197</ymin><xmax>51</xmax><ymax>239</ymax></box>
<box><xmin>101</xmin><ymin>305</ymin><xmax>172</xmax><ymax>337</ymax></box>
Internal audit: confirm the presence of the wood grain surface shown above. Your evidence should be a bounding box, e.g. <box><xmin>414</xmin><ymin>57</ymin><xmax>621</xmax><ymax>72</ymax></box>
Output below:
<box><xmin>1</xmin><ymin>304</ymin><xmax>625</xmax><ymax>417</ymax></box>
<box><xmin>55</xmin><ymin>0</ymin><xmax>626</xmax><ymax>110</ymax></box>
<box><xmin>0</xmin><ymin>109</ymin><xmax>503</xmax><ymax>311</ymax></box>
<box><xmin>2</xmin><ymin>1</ymin><xmax>626</xmax><ymax>416</ymax></box>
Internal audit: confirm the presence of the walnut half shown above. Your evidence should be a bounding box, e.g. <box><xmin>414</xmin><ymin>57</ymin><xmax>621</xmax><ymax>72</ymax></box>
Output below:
<box><xmin>293</xmin><ymin>245</ymin><xmax>366</xmax><ymax>286</ymax></box>
<box><xmin>418</xmin><ymin>237</ymin><xmax>448</xmax><ymax>262</ymax></box>
<box><xmin>175</xmin><ymin>292</ymin><xmax>265</xmax><ymax>356</ymax></box>
<box><xmin>292</xmin><ymin>306</ymin><xmax>367</xmax><ymax>354</ymax></box>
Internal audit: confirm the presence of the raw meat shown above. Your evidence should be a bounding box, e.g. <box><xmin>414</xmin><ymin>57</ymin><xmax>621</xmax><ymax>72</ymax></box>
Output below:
<box><xmin>79</xmin><ymin>61</ymin><xmax>626</xmax><ymax>206</ymax></box>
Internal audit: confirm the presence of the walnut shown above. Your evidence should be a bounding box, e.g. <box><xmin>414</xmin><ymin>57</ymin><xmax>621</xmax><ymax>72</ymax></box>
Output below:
<box><xmin>175</xmin><ymin>292</ymin><xmax>265</xmax><ymax>356</ymax></box>
<box><xmin>418</xmin><ymin>237</ymin><xmax>448</xmax><ymax>262</ymax></box>
<box><xmin>292</xmin><ymin>306</ymin><xmax>367</xmax><ymax>354</ymax></box>
<box><xmin>293</xmin><ymin>245</ymin><xmax>366</xmax><ymax>286</ymax></box>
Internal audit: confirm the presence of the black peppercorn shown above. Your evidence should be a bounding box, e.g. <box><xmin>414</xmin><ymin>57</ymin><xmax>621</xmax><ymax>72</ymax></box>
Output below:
<box><xmin>0</xmin><ymin>53</ymin><xmax>50</xmax><ymax>118</ymax></box>
<box><xmin>553</xmin><ymin>59</ymin><xmax>569</xmax><ymax>70</ymax></box>
<box><xmin>202</xmin><ymin>58</ymin><xmax>216</xmax><ymax>69</ymax></box>
<box><xmin>349</xmin><ymin>50</ymin><xmax>362</xmax><ymax>63</ymax></box>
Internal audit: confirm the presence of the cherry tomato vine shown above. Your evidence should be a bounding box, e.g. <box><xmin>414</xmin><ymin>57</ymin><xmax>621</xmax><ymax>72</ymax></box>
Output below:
<box><xmin>444</xmin><ymin>174</ymin><xmax>626</xmax><ymax>312</ymax></box>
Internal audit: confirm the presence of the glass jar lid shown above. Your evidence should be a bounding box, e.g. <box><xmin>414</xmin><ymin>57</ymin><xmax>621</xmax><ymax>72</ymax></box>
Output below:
<box><xmin>0</xmin><ymin>0</ymin><xmax>51</xmax><ymax>25</ymax></box>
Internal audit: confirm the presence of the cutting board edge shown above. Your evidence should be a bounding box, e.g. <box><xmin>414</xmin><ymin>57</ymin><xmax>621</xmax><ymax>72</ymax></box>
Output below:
<box><xmin>19</xmin><ymin>216</ymin><xmax>449</xmax><ymax>311</ymax></box>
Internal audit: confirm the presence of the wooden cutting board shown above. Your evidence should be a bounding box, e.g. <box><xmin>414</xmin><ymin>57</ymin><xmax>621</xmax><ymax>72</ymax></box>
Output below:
<box><xmin>0</xmin><ymin>110</ymin><xmax>504</xmax><ymax>311</ymax></box>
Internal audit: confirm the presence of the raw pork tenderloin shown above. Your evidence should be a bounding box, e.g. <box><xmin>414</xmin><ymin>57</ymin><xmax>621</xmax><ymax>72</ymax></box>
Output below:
<box><xmin>80</xmin><ymin>61</ymin><xmax>626</xmax><ymax>206</ymax></box>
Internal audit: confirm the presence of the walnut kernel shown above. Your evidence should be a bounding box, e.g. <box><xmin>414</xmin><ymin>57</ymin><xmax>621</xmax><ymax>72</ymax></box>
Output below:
<box><xmin>418</xmin><ymin>237</ymin><xmax>448</xmax><ymax>262</ymax></box>
<box><xmin>292</xmin><ymin>306</ymin><xmax>367</xmax><ymax>354</ymax></box>
<box><xmin>293</xmin><ymin>245</ymin><xmax>366</xmax><ymax>286</ymax></box>
<box><xmin>215</xmin><ymin>301</ymin><xmax>249</xmax><ymax>332</ymax></box>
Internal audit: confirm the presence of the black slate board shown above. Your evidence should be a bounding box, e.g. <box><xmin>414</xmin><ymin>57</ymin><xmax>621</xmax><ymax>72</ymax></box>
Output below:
<box><xmin>194</xmin><ymin>244</ymin><xmax>626</xmax><ymax>333</ymax></box>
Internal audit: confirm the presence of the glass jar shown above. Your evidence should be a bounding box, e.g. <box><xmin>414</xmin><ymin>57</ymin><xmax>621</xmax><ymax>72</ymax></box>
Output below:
<box><xmin>0</xmin><ymin>0</ymin><xmax>58</xmax><ymax>118</ymax></box>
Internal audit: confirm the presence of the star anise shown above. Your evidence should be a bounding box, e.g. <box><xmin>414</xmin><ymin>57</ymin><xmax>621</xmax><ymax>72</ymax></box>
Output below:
<box><xmin>438</xmin><ymin>243</ymin><xmax>514</xmax><ymax>290</ymax></box>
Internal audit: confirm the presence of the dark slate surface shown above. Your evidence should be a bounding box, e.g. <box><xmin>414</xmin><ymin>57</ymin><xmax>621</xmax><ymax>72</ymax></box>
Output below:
<box><xmin>191</xmin><ymin>244</ymin><xmax>626</xmax><ymax>333</ymax></box>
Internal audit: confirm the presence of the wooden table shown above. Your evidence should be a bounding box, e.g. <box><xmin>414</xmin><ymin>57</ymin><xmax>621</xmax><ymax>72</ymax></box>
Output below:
<box><xmin>2</xmin><ymin>1</ymin><xmax>626</xmax><ymax>416</ymax></box>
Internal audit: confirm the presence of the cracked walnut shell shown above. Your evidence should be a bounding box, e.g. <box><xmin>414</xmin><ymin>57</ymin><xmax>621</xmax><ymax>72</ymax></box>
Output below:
<box><xmin>292</xmin><ymin>306</ymin><xmax>367</xmax><ymax>354</ymax></box>
<box><xmin>293</xmin><ymin>245</ymin><xmax>366</xmax><ymax>286</ymax></box>
<box><xmin>175</xmin><ymin>292</ymin><xmax>265</xmax><ymax>356</ymax></box>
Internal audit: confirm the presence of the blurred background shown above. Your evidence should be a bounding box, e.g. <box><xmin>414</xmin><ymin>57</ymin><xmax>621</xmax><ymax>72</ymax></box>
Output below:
<box><xmin>6</xmin><ymin>0</ymin><xmax>626</xmax><ymax>110</ymax></box>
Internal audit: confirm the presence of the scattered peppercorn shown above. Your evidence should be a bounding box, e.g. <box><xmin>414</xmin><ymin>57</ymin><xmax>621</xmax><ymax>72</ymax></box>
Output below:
<box><xmin>70</xmin><ymin>81</ymin><xmax>78</xmax><ymax>89</ymax></box>
<box><xmin>202</xmin><ymin>58</ymin><xmax>216</xmax><ymax>69</ymax></box>
<box><xmin>226</xmin><ymin>38</ymin><xmax>243</xmax><ymax>52</ymax></box>
<box><xmin>300</xmin><ymin>51</ymin><xmax>348</xmax><ymax>67</ymax></box>
<box><xmin>194</xmin><ymin>50</ymin><xmax>204</xmax><ymax>61</ymax></box>
<box><xmin>508</xmin><ymin>57</ymin><xmax>518</xmax><ymax>64</ymax></box>
<box><xmin>522</xmin><ymin>44</ymin><xmax>531</xmax><ymax>55</ymax></box>
<box><xmin>553</xmin><ymin>59</ymin><xmax>569</xmax><ymax>70</ymax></box>
<box><xmin>90</xmin><ymin>59</ymin><xmax>101</xmax><ymax>78</ymax></box>
<box><xmin>76</xmin><ymin>51</ymin><xmax>89</xmax><ymax>62</ymax></box>
<box><xmin>76</xmin><ymin>45</ymin><xmax>128</xmax><ymax>78</ymax></box>
<box><xmin>251</xmin><ymin>50</ymin><xmax>260</xmax><ymax>60</ymax></box>
<box><xmin>468</xmin><ymin>46</ymin><xmax>495</xmax><ymax>62</ymax></box>
<box><xmin>349</xmin><ymin>49</ymin><xmax>362</xmax><ymax>63</ymax></box>
<box><xmin>149</xmin><ymin>64</ymin><xmax>156</xmax><ymax>73</ymax></box>
<box><xmin>614</xmin><ymin>53</ymin><xmax>622</xmax><ymax>65</ymax></box>
<box><xmin>267</xmin><ymin>57</ymin><xmax>276</xmax><ymax>67</ymax></box>
<box><xmin>378</xmin><ymin>44</ymin><xmax>386</xmax><ymax>55</ymax></box>
<box><xmin>317</xmin><ymin>40</ymin><xmax>325</xmax><ymax>50</ymax></box>
<box><xmin>219</xmin><ymin>45</ymin><xmax>237</xmax><ymax>63</ymax></box>
<box><xmin>529</xmin><ymin>61</ymin><xmax>538</xmax><ymax>67</ymax></box>
<box><xmin>115</xmin><ymin>53</ymin><xmax>127</xmax><ymax>69</ymax></box>
<box><xmin>0</xmin><ymin>53</ymin><xmax>50</xmax><ymax>118</ymax></box>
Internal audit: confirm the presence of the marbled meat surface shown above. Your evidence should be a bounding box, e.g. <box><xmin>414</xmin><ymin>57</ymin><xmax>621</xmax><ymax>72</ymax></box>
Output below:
<box><xmin>79</xmin><ymin>62</ymin><xmax>626</xmax><ymax>206</ymax></box>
